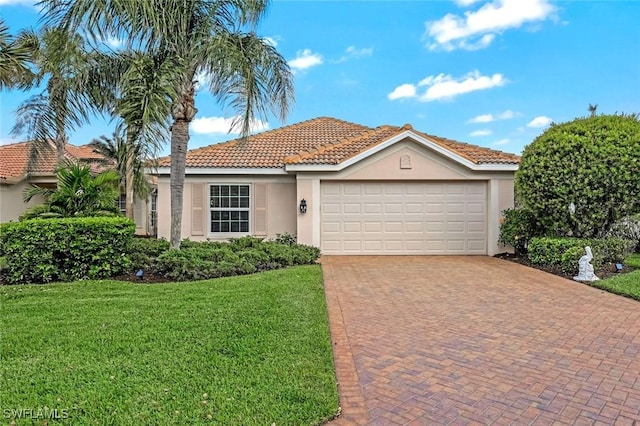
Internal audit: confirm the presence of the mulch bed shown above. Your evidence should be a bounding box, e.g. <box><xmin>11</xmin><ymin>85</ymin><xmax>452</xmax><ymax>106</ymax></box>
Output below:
<box><xmin>494</xmin><ymin>252</ymin><xmax>632</xmax><ymax>281</ymax></box>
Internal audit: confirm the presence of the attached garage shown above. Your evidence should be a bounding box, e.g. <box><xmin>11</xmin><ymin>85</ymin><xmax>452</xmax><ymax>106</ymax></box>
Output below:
<box><xmin>156</xmin><ymin>117</ymin><xmax>519</xmax><ymax>255</ymax></box>
<box><xmin>320</xmin><ymin>181</ymin><xmax>487</xmax><ymax>255</ymax></box>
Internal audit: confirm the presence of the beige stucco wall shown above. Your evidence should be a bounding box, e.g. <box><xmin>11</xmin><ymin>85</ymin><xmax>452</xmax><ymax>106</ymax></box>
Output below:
<box><xmin>1</xmin><ymin>180</ymin><xmax>152</xmax><ymax>234</ymax></box>
<box><xmin>0</xmin><ymin>181</ymin><xmax>48</xmax><ymax>223</ymax></box>
<box><xmin>294</xmin><ymin>139</ymin><xmax>517</xmax><ymax>255</ymax></box>
<box><xmin>156</xmin><ymin>175</ymin><xmax>297</xmax><ymax>242</ymax></box>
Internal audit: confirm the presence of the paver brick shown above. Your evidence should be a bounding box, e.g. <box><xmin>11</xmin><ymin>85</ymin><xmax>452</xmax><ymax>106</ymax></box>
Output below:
<box><xmin>322</xmin><ymin>256</ymin><xmax>640</xmax><ymax>424</ymax></box>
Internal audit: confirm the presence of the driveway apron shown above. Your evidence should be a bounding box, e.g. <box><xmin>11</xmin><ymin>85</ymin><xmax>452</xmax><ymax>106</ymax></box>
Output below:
<box><xmin>321</xmin><ymin>256</ymin><xmax>640</xmax><ymax>425</ymax></box>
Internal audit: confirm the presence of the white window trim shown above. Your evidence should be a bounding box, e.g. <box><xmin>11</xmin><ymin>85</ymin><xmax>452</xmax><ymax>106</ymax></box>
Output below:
<box><xmin>207</xmin><ymin>183</ymin><xmax>252</xmax><ymax>237</ymax></box>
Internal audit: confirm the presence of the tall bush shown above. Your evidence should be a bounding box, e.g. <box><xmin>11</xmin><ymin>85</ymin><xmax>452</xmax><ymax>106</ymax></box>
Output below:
<box><xmin>498</xmin><ymin>207</ymin><xmax>541</xmax><ymax>254</ymax></box>
<box><xmin>516</xmin><ymin>114</ymin><xmax>640</xmax><ymax>238</ymax></box>
<box><xmin>0</xmin><ymin>217</ymin><xmax>134</xmax><ymax>284</ymax></box>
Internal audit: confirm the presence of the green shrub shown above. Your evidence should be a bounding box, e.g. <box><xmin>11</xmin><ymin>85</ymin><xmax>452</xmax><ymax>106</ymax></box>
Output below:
<box><xmin>528</xmin><ymin>236</ymin><xmax>634</xmax><ymax>273</ymax></box>
<box><xmin>560</xmin><ymin>246</ymin><xmax>585</xmax><ymax>274</ymax></box>
<box><xmin>154</xmin><ymin>239</ymin><xmax>321</xmax><ymax>281</ymax></box>
<box><xmin>498</xmin><ymin>207</ymin><xmax>541</xmax><ymax>254</ymax></box>
<box><xmin>229</xmin><ymin>236</ymin><xmax>264</xmax><ymax>250</ymax></box>
<box><xmin>129</xmin><ymin>238</ymin><xmax>170</xmax><ymax>270</ymax></box>
<box><xmin>528</xmin><ymin>237</ymin><xmax>582</xmax><ymax>267</ymax></box>
<box><xmin>292</xmin><ymin>244</ymin><xmax>322</xmax><ymax>264</ymax></box>
<box><xmin>516</xmin><ymin>114</ymin><xmax>640</xmax><ymax>238</ymax></box>
<box><xmin>239</xmin><ymin>249</ymin><xmax>272</xmax><ymax>271</ymax></box>
<box><xmin>0</xmin><ymin>217</ymin><xmax>134</xmax><ymax>284</ymax></box>
<box><xmin>274</xmin><ymin>232</ymin><xmax>297</xmax><ymax>246</ymax></box>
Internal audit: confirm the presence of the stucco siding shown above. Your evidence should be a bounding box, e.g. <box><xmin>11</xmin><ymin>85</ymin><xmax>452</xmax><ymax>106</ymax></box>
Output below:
<box><xmin>157</xmin><ymin>175</ymin><xmax>297</xmax><ymax>242</ymax></box>
<box><xmin>0</xmin><ymin>182</ymin><xmax>48</xmax><ymax>223</ymax></box>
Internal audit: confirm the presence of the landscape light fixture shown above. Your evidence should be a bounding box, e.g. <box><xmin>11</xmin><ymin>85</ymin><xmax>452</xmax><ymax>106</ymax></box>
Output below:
<box><xmin>299</xmin><ymin>199</ymin><xmax>307</xmax><ymax>214</ymax></box>
<box><xmin>615</xmin><ymin>263</ymin><xmax>623</xmax><ymax>272</ymax></box>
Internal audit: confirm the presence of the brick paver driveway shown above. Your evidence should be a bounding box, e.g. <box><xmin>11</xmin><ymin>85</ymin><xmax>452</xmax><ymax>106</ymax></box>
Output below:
<box><xmin>322</xmin><ymin>256</ymin><xmax>640</xmax><ymax>425</ymax></box>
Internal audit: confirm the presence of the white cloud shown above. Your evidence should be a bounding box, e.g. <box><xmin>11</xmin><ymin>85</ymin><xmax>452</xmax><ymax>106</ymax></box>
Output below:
<box><xmin>264</xmin><ymin>36</ymin><xmax>279</xmax><ymax>47</ymax></box>
<box><xmin>421</xmin><ymin>70</ymin><xmax>506</xmax><ymax>101</ymax></box>
<box><xmin>527</xmin><ymin>116</ymin><xmax>553</xmax><ymax>128</ymax></box>
<box><xmin>470</xmin><ymin>129</ymin><xmax>492</xmax><ymax>137</ymax></box>
<box><xmin>454</xmin><ymin>0</ymin><xmax>481</xmax><ymax>6</ymax></box>
<box><xmin>389</xmin><ymin>71</ymin><xmax>506</xmax><ymax>102</ymax></box>
<box><xmin>190</xmin><ymin>116</ymin><xmax>269</xmax><ymax>135</ymax></box>
<box><xmin>0</xmin><ymin>0</ymin><xmax>35</xmax><ymax>5</ymax></box>
<box><xmin>467</xmin><ymin>109</ymin><xmax>515</xmax><ymax>123</ymax></box>
<box><xmin>497</xmin><ymin>109</ymin><xmax>515</xmax><ymax>119</ymax></box>
<box><xmin>425</xmin><ymin>0</ymin><xmax>556</xmax><ymax>51</ymax></box>
<box><xmin>387</xmin><ymin>84</ymin><xmax>417</xmax><ymax>101</ymax></box>
<box><xmin>492</xmin><ymin>138</ymin><xmax>510</xmax><ymax>146</ymax></box>
<box><xmin>468</xmin><ymin>114</ymin><xmax>494</xmax><ymax>123</ymax></box>
<box><xmin>337</xmin><ymin>45</ymin><xmax>374</xmax><ymax>62</ymax></box>
<box><xmin>288</xmin><ymin>49</ymin><xmax>323</xmax><ymax>73</ymax></box>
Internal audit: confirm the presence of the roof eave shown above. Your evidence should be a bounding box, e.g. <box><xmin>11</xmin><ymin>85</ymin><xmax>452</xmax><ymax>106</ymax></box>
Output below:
<box><xmin>152</xmin><ymin>166</ymin><xmax>289</xmax><ymax>176</ymax></box>
<box><xmin>285</xmin><ymin>130</ymin><xmax>519</xmax><ymax>172</ymax></box>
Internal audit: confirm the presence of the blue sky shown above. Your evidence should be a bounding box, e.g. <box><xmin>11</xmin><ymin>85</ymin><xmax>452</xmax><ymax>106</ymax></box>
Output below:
<box><xmin>1</xmin><ymin>0</ymin><xmax>639</xmax><ymax>156</ymax></box>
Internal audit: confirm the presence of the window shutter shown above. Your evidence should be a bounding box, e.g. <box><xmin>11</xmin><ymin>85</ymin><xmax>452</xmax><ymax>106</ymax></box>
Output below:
<box><xmin>191</xmin><ymin>183</ymin><xmax>205</xmax><ymax>236</ymax></box>
<box><xmin>253</xmin><ymin>183</ymin><xmax>267</xmax><ymax>236</ymax></box>
<box><xmin>133</xmin><ymin>200</ymin><xmax>143</xmax><ymax>229</ymax></box>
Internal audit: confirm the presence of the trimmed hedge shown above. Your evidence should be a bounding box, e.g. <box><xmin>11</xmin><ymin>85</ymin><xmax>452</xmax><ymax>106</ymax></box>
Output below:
<box><xmin>516</xmin><ymin>114</ymin><xmax>640</xmax><ymax>238</ymax></box>
<box><xmin>528</xmin><ymin>237</ymin><xmax>635</xmax><ymax>273</ymax></box>
<box><xmin>129</xmin><ymin>237</ymin><xmax>171</xmax><ymax>271</ymax></box>
<box><xmin>0</xmin><ymin>217</ymin><xmax>134</xmax><ymax>284</ymax></box>
<box><xmin>155</xmin><ymin>236</ymin><xmax>321</xmax><ymax>281</ymax></box>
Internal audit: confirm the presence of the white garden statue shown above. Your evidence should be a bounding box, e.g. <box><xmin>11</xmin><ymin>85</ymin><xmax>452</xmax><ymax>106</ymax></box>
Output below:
<box><xmin>573</xmin><ymin>246</ymin><xmax>599</xmax><ymax>282</ymax></box>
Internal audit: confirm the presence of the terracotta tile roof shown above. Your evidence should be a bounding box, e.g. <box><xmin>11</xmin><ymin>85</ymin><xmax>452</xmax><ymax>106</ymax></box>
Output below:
<box><xmin>156</xmin><ymin>117</ymin><xmax>520</xmax><ymax>169</ymax></box>
<box><xmin>0</xmin><ymin>141</ymin><xmax>106</xmax><ymax>183</ymax></box>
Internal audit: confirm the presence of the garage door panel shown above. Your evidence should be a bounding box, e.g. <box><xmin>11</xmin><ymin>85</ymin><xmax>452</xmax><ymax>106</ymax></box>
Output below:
<box><xmin>363</xmin><ymin>184</ymin><xmax>382</xmax><ymax>195</ymax></box>
<box><xmin>385</xmin><ymin>222</ymin><xmax>403</xmax><ymax>232</ymax></box>
<box><xmin>322</xmin><ymin>202</ymin><xmax>341</xmax><ymax>214</ymax></box>
<box><xmin>321</xmin><ymin>182</ymin><xmax>487</xmax><ymax>255</ymax></box>
<box><xmin>343</xmin><ymin>203</ymin><xmax>361</xmax><ymax>214</ymax></box>
<box><xmin>322</xmin><ymin>221</ymin><xmax>341</xmax><ymax>233</ymax></box>
<box><xmin>342</xmin><ymin>222</ymin><xmax>361</xmax><ymax>233</ymax></box>
<box><xmin>468</xmin><ymin>221</ymin><xmax>486</xmax><ymax>232</ymax></box>
<box><xmin>363</xmin><ymin>203</ymin><xmax>382</xmax><ymax>214</ymax></box>
<box><xmin>467</xmin><ymin>202</ymin><xmax>485</xmax><ymax>214</ymax></box>
<box><xmin>426</xmin><ymin>203</ymin><xmax>444</xmax><ymax>213</ymax></box>
<box><xmin>385</xmin><ymin>203</ymin><xmax>403</xmax><ymax>214</ymax></box>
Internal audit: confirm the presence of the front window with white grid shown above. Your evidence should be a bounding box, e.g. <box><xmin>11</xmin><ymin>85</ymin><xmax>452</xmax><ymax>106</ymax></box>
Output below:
<box><xmin>209</xmin><ymin>185</ymin><xmax>250</xmax><ymax>233</ymax></box>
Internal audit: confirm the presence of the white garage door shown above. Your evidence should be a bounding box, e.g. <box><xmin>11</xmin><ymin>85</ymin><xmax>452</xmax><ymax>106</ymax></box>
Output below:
<box><xmin>321</xmin><ymin>182</ymin><xmax>487</xmax><ymax>255</ymax></box>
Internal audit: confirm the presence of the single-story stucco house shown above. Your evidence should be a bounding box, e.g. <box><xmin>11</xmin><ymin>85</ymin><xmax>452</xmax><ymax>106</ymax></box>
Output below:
<box><xmin>0</xmin><ymin>141</ymin><xmax>155</xmax><ymax>235</ymax></box>
<box><xmin>155</xmin><ymin>117</ymin><xmax>520</xmax><ymax>255</ymax></box>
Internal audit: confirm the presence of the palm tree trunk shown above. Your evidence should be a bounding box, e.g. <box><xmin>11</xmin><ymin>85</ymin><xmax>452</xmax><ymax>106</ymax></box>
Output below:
<box><xmin>125</xmin><ymin>134</ymin><xmax>135</xmax><ymax>221</ymax></box>
<box><xmin>50</xmin><ymin>76</ymin><xmax>67</xmax><ymax>163</ymax></box>
<box><xmin>169</xmin><ymin>83</ymin><xmax>197</xmax><ymax>248</ymax></box>
<box><xmin>169</xmin><ymin>120</ymin><xmax>188</xmax><ymax>248</ymax></box>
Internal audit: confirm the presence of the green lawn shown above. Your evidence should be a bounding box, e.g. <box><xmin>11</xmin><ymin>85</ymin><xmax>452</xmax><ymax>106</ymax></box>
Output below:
<box><xmin>592</xmin><ymin>254</ymin><xmax>640</xmax><ymax>301</ymax></box>
<box><xmin>0</xmin><ymin>266</ymin><xmax>338</xmax><ymax>425</ymax></box>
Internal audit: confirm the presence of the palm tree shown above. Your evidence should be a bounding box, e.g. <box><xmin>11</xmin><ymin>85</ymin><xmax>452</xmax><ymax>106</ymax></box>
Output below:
<box><xmin>87</xmin><ymin>50</ymin><xmax>176</xmax><ymax>220</ymax></box>
<box><xmin>44</xmin><ymin>0</ymin><xmax>295</xmax><ymax>248</ymax></box>
<box><xmin>0</xmin><ymin>18</ymin><xmax>35</xmax><ymax>89</ymax></box>
<box><xmin>22</xmin><ymin>159</ymin><xmax>120</xmax><ymax>219</ymax></box>
<box><xmin>11</xmin><ymin>26</ymin><xmax>93</xmax><ymax>164</ymax></box>
<box><xmin>89</xmin><ymin>130</ymin><xmax>153</xmax><ymax>207</ymax></box>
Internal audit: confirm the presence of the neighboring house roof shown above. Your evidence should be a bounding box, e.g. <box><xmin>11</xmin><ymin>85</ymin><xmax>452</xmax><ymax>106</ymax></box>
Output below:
<box><xmin>0</xmin><ymin>141</ymin><xmax>104</xmax><ymax>184</ymax></box>
<box><xmin>156</xmin><ymin>117</ymin><xmax>520</xmax><ymax>170</ymax></box>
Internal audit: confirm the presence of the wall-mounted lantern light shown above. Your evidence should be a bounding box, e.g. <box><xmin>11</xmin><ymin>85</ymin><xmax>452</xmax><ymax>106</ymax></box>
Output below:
<box><xmin>299</xmin><ymin>199</ymin><xmax>307</xmax><ymax>214</ymax></box>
